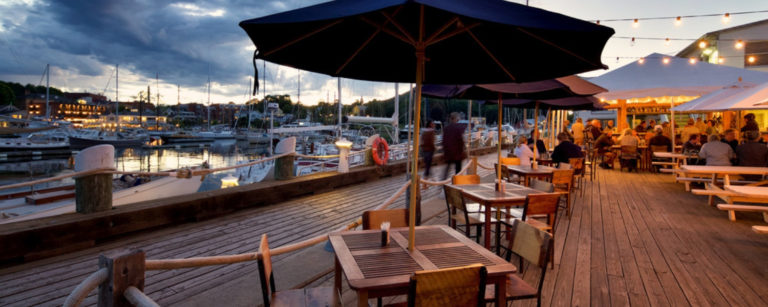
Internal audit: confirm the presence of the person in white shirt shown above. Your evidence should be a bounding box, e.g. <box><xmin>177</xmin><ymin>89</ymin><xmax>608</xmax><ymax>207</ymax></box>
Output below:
<box><xmin>572</xmin><ymin>118</ymin><xmax>585</xmax><ymax>145</ymax></box>
<box><xmin>513</xmin><ymin>136</ymin><xmax>536</xmax><ymax>165</ymax></box>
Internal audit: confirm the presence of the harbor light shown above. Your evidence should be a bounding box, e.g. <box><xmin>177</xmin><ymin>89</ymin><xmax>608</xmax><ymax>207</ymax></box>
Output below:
<box><xmin>335</xmin><ymin>138</ymin><xmax>353</xmax><ymax>173</ymax></box>
<box><xmin>221</xmin><ymin>174</ymin><xmax>239</xmax><ymax>188</ymax></box>
<box><xmin>735</xmin><ymin>40</ymin><xmax>744</xmax><ymax>49</ymax></box>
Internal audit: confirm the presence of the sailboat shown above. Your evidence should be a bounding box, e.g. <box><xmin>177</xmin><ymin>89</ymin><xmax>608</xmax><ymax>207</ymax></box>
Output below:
<box><xmin>69</xmin><ymin>64</ymin><xmax>147</xmax><ymax>148</ymax></box>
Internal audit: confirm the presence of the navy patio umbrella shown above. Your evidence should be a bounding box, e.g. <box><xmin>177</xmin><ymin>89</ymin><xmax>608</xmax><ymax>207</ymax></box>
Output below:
<box><xmin>240</xmin><ymin>0</ymin><xmax>613</xmax><ymax>251</ymax></box>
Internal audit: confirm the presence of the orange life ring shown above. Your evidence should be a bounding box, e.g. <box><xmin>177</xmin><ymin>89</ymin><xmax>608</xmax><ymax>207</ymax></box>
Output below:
<box><xmin>371</xmin><ymin>137</ymin><xmax>389</xmax><ymax>166</ymax></box>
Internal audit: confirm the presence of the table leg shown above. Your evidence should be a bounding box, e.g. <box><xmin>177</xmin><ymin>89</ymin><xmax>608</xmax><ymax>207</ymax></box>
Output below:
<box><xmin>333</xmin><ymin>257</ymin><xmax>342</xmax><ymax>307</ymax></box>
<box><xmin>357</xmin><ymin>290</ymin><xmax>369</xmax><ymax>307</ymax></box>
<box><xmin>708</xmin><ymin>173</ymin><xmax>717</xmax><ymax>206</ymax></box>
<box><xmin>495</xmin><ymin>279</ymin><xmax>506</xmax><ymax>306</ymax></box>
<box><xmin>484</xmin><ymin>203</ymin><xmax>492</xmax><ymax>249</ymax></box>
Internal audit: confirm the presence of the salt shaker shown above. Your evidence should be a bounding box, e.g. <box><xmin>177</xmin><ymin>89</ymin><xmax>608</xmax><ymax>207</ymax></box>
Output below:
<box><xmin>380</xmin><ymin>222</ymin><xmax>390</xmax><ymax>246</ymax></box>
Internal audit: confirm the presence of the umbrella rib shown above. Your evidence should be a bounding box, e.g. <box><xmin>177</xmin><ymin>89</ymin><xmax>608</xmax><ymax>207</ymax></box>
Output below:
<box><xmin>359</xmin><ymin>16</ymin><xmax>414</xmax><ymax>45</ymax></box>
<box><xmin>262</xmin><ymin>20</ymin><xmax>344</xmax><ymax>57</ymax></box>
<box><xmin>426</xmin><ymin>22</ymin><xmax>480</xmax><ymax>46</ymax></box>
<box><xmin>515</xmin><ymin>28</ymin><xmax>604</xmax><ymax>69</ymax></box>
<box><xmin>423</xmin><ymin>17</ymin><xmax>459</xmax><ymax>44</ymax></box>
<box><xmin>336</xmin><ymin>29</ymin><xmax>383</xmax><ymax>75</ymax></box>
<box><xmin>465</xmin><ymin>29</ymin><xmax>517</xmax><ymax>81</ymax></box>
<box><xmin>380</xmin><ymin>11</ymin><xmax>416</xmax><ymax>45</ymax></box>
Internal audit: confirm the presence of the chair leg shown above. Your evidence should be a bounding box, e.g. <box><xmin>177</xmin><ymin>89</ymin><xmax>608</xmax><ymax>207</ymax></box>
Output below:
<box><xmin>377</xmin><ymin>297</ymin><xmax>382</xmax><ymax>307</ymax></box>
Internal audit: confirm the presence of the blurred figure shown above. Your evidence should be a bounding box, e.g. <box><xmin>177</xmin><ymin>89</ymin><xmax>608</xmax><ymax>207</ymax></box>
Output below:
<box><xmin>695</xmin><ymin>117</ymin><xmax>706</xmax><ymax>132</ymax></box>
<box><xmin>551</xmin><ymin>132</ymin><xmax>583</xmax><ymax>165</ymax></box>
<box><xmin>572</xmin><ymin>118</ymin><xmax>585</xmax><ymax>145</ymax></box>
<box><xmin>704</xmin><ymin>119</ymin><xmax>718</xmax><ymax>136</ymax></box>
<box><xmin>420</xmin><ymin>121</ymin><xmax>436</xmax><ymax>182</ymax></box>
<box><xmin>722</xmin><ymin>129</ymin><xmax>738</xmax><ymax>151</ymax></box>
<box><xmin>736</xmin><ymin>130</ymin><xmax>768</xmax><ymax>167</ymax></box>
<box><xmin>682</xmin><ymin>134</ymin><xmax>702</xmax><ymax>156</ymax></box>
<box><xmin>441</xmin><ymin>112</ymin><xmax>466</xmax><ymax>180</ymax></box>
<box><xmin>649</xmin><ymin>126</ymin><xmax>672</xmax><ymax>152</ymax></box>
<box><xmin>595</xmin><ymin>128</ymin><xmax>615</xmax><ymax>169</ymax></box>
<box><xmin>699</xmin><ymin>134</ymin><xmax>735</xmax><ymax>166</ymax></box>
<box><xmin>528</xmin><ymin>130</ymin><xmax>548</xmax><ymax>158</ymax></box>
<box><xmin>680</xmin><ymin>118</ymin><xmax>700</xmax><ymax>146</ymax></box>
<box><xmin>635</xmin><ymin>120</ymin><xmax>647</xmax><ymax>133</ymax></box>
<box><xmin>606</xmin><ymin>120</ymin><xmax>615</xmax><ymax>132</ymax></box>
<box><xmin>741</xmin><ymin>113</ymin><xmax>759</xmax><ymax>139</ymax></box>
<box><xmin>514</xmin><ymin>136</ymin><xmax>535</xmax><ymax>166</ymax></box>
<box><xmin>589</xmin><ymin>119</ymin><xmax>602</xmax><ymax>140</ymax></box>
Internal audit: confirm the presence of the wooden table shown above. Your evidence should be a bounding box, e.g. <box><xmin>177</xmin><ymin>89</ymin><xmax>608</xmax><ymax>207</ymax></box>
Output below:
<box><xmin>682</xmin><ymin>165</ymin><xmax>768</xmax><ymax>205</ymax></box>
<box><xmin>330</xmin><ymin>225</ymin><xmax>517</xmax><ymax>307</ymax></box>
<box><xmin>505</xmin><ymin>164</ymin><xmax>555</xmax><ymax>186</ymax></box>
<box><xmin>725</xmin><ymin>185</ymin><xmax>768</xmax><ymax>197</ymax></box>
<box><xmin>446</xmin><ymin>182</ymin><xmax>540</xmax><ymax>249</ymax></box>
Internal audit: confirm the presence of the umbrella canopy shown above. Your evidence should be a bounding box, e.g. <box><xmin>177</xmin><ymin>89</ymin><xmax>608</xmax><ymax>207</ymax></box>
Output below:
<box><xmin>422</xmin><ymin>75</ymin><xmax>606</xmax><ymax>101</ymax></box>
<box><xmin>672</xmin><ymin>81</ymin><xmax>768</xmax><ymax>112</ymax></box>
<box><xmin>240</xmin><ymin>0</ymin><xmax>613</xmax><ymax>251</ymax></box>
<box><xmin>240</xmin><ymin>0</ymin><xmax>613</xmax><ymax>85</ymax></box>
<box><xmin>502</xmin><ymin>96</ymin><xmax>605</xmax><ymax>110</ymax></box>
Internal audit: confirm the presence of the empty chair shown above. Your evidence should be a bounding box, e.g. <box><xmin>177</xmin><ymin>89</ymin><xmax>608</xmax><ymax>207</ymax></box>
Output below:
<box><xmin>452</xmin><ymin>174</ymin><xmax>484</xmax><ymax>213</ymax></box>
<box><xmin>568</xmin><ymin>157</ymin><xmax>586</xmax><ymax>196</ymax></box>
<box><xmin>498</xmin><ymin>193</ymin><xmax>560</xmax><ymax>268</ymax></box>
<box><xmin>257</xmin><ymin>234</ymin><xmax>334</xmax><ymax>307</ymax></box>
<box><xmin>485</xmin><ymin>219</ymin><xmax>553</xmax><ymax>307</ymax></box>
<box><xmin>551</xmin><ymin>169</ymin><xmax>574</xmax><ymax>217</ymax></box>
<box><xmin>444</xmin><ymin>185</ymin><xmax>493</xmax><ymax>243</ymax></box>
<box><xmin>405</xmin><ymin>264</ymin><xmax>487</xmax><ymax>307</ymax></box>
<box><xmin>363</xmin><ymin>208</ymin><xmax>408</xmax><ymax>230</ymax></box>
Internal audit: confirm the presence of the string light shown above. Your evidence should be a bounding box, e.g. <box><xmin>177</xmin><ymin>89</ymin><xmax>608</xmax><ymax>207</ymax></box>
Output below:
<box><xmin>689</xmin><ymin>57</ymin><xmax>697</xmax><ymax>64</ymax></box>
<box><xmin>632</xmin><ymin>18</ymin><xmax>639</xmax><ymax>28</ymax></box>
<box><xmin>748</xmin><ymin>56</ymin><xmax>757</xmax><ymax>64</ymax></box>
<box><xmin>591</xmin><ymin>9</ymin><xmax>768</xmax><ymax>23</ymax></box>
<box><xmin>662</xmin><ymin>57</ymin><xmax>671</xmax><ymax>65</ymax></box>
<box><xmin>675</xmin><ymin>16</ymin><xmax>682</xmax><ymax>26</ymax></box>
<box><xmin>638</xmin><ymin>58</ymin><xmax>645</xmax><ymax>64</ymax></box>
<box><xmin>722</xmin><ymin>12</ymin><xmax>731</xmax><ymax>23</ymax></box>
<box><xmin>698</xmin><ymin>41</ymin><xmax>708</xmax><ymax>49</ymax></box>
<box><xmin>734</xmin><ymin>40</ymin><xmax>744</xmax><ymax>49</ymax></box>
<box><xmin>718</xmin><ymin>57</ymin><xmax>725</xmax><ymax>64</ymax></box>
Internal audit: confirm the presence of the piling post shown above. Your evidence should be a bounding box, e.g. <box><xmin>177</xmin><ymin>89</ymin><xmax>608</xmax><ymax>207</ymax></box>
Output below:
<box><xmin>468</xmin><ymin>156</ymin><xmax>478</xmax><ymax>175</ymax></box>
<box><xmin>75</xmin><ymin>145</ymin><xmax>115</xmax><ymax>214</ymax></box>
<box><xmin>98</xmin><ymin>250</ymin><xmax>146</xmax><ymax>307</ymax></box>
<box><xmin>335</xmin><ymin>138</ymin><xmax>352</xmax><ymax>173</ymax></box>
<box><xmin>274</xmin><ymin>137</ymin><xmax>296</xmax><ymax>180</ymax></box>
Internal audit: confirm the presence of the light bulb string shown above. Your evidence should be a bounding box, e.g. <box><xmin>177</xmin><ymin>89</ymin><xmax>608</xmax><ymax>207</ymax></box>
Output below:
<box><xmin>593</xmin><ymin>9</ymin><xmax>768</xmax><ymax>23</ymax></box>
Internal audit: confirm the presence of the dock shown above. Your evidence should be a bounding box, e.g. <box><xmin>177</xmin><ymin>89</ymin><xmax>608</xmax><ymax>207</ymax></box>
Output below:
<box><xmin>0</xmin><ymin>153</ymin><xmax>767</xmax><ymax>306</ymax></box>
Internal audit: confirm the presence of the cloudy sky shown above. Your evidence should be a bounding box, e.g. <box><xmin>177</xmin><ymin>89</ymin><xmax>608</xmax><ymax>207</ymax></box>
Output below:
<box><xmin>0</xmin><ymin>0</ymin><xmax>765</xmax><ymax>106</ymax></box>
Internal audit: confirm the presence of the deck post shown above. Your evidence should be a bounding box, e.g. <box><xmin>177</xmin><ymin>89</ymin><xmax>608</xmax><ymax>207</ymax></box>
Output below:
<box><xmin>74</xmin><ymin>145</ymin><xmax>115</xmax><ymax>214</ymax></box>
<box><xmin>274</xmin><ymin>137</ymin><xmax>296</xmax><ymax>180</ymax></box>
<box><xmin>98</xmin><ymin>250</ymin><xmax>146</xmax><ymax>307</ymax></box>
<box><xmin>469</xmin><ymin>156</ymin><xmax>478</xmax><ymax>175</ymax></box>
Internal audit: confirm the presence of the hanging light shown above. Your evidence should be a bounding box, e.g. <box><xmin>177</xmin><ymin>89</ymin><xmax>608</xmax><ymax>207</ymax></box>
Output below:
<box><xmin>718</xmin><ymin>57</ymin><xmax>725</xmax><ymax>64</ymax></box>
<box><xmin>689</xmin><ymin>57</ymin><xmax>697</xmax><ymax>64</ymax></box>
<box><xmin>665</xmin><ymin>38</ymin><xmax>671</xmax><ymax>46</ymax></box>
<box><xmin>722</xmin><ymin>12</ymin><xmax>730</xmax><ymax>23</ymax></box>
<box><xmin>675</xmin><ymin>16</ymin><xmax>682</xmax><ymax>26</ymax></box>
<box><xmin>698</xmin><ymin>41</ymin><xmax>708</xmax><ymax>49</ymax></box>
<box><xmin>638</xmin><ymin>57</ymin><xmax>645</xmax><ymax>64</ymax></box>
<box><xmin>734</xmin><ymin>40</ymin><xmax>744</xmax><ymax>49</ymax></box>
<box><xmin>662</xmin><ymin>57</ymin><xmax>671</xmax><ymax>65</ymax></box>
<box><xmin>748</xmin><ymin>56</ymin><xmax>757</xmax><ymax>64</ymax></box>
<box><xmin>632</xmin><ymin>19</ymin><xmax>639</xmax><ymax>28</ymax></box>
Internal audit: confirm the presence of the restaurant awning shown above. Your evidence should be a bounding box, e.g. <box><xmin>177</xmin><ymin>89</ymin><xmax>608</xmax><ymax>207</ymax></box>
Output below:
<box><xmin>673</xmin><ymin>81</ymin><xmax>768</xmax><ymax>112</ymax></box>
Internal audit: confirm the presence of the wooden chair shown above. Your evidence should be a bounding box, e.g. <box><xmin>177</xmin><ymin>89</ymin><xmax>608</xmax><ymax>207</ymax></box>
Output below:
<box><xmin>443</xmin><ymin>185</ymin><xmax>493</xmax><ymax>243</ymax></box>
<box><xmin>568</xmin><ymin>157</ymin><xmax>586</xmax><ymax>197</ymax></box>
<box><xmin>557</xmin><ymin>162</ymin><xmax>571</xmax><ymax>169</ymax></box>
<box><xmin>585</xmin><ymin>148</ymin><xmax>598</xmax><ymax>181</ymax></box>
<box><xmin>257</xmin><ymin>234</ymin><xmax>334</xmax><ymax>307</ymax></box>
<box><xmin>619</xmin><ymin>145</ymin><xmax>638</xmax><ymax>172</ymax></box>
<box><xmin>363</xmin><ymin>208</ymin><xmax>408</xmax><ymax>229</ymax></box>
<box><xmin>551</xmin><ymin>169</ymin><xmax>574</xmax><ymax>217</ymax></box>
<box><xmin>452</xmin><ymin>174</ymin><xmax>484</xmax><ymax>213</ymax></box>
<box><xmin>498</xmin><ymin>193</ymin><xmax>560</xmax><ymax>269</ymax></box>
<box><xmin>650</xmin><ymin>145</ymin><xmax>672</xmax><ymax>172</ymax></box>
<box><xmin>485</xmin><ymin>219</ymin><xmax>553</xmax><ymax>307</ymax></box>
<box><xmin>501</xmin><ymin>157</ymin><xmax>521</xmax><ymax>166</ymax></box>
<box><xmin>405</xmin><ymin>264</ymin><xmax>487</xmax><ymax>307</ymax></box>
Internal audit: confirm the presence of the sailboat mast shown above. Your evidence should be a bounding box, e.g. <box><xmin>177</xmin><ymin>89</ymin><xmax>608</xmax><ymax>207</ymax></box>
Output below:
<box><xmin>207</xmin><ymin>72</ymin><xmax>211</xmax><ymax>130</ymax></box>
<box><xmin>337</xmin><ymin>77</ymin><xmax>342</xmax><ymax>138</ymax></box>
<box><xmin>156</xmin><ymin>73</ymin><xmax>160</xmax><ymax>131</ymax></box>
<box><xmin>116</xmin><ymin>64</ymin><xmax>120</xmax><ymax>131</ymax></box>
<box><xmin>45</xmin><ymin>64</ymin><xmax>50</xmax><ymax>120</ymax></box>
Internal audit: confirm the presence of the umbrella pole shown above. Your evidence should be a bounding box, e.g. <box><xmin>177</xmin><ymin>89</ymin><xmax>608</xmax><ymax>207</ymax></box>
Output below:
<box><xmin>533</xmin><ymin>102</ymin><xmax>539</xmax><ymax>166</ymax></box>
<box><xmin>408</xmin><ymin>48</ymin><xmax>425</xmax><ymax>252</ymax></box>
<box><xmin>670</xmin><ymin>101</ymin><xmax>675</xmax><ymax>150</ymax></box>
<box><xmin>497</xmin><ymin>93</ymin><xmax>503</xmax><ymax>191</ymax></box>
<box><xmin>467</xmin><ymin>100</ymin><xmax>472</xmax><ymax>161</ymax></box>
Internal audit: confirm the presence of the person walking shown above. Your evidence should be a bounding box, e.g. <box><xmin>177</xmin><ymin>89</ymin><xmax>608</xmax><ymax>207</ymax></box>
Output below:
<box><xmin>442</xmin><ymin>112</ymin><xmax>466</xmax><ymax>180</ymax></box>
<box><xmin>420</xmin><ymin>121</ymin><xmax>436</xmax><ymax>188</ymax></box>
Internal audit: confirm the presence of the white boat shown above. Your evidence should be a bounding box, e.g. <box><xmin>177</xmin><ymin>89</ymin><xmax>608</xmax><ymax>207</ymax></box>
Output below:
<box><xmin>0</xmin><ymin>174</ymin><xmax>204</xmax><ymax>224</ymax></box>
<box><xmin>68</xmin><ymin>129</ymin><xmax>147</xmax><ymax>148</ymax></box>
<box><xmin>235</xmin><ymin>159</ymin><xmax>274</xmax><ymax>183</ymax></box>
<box><xmin>0</xmin><ymin>133</ymin><xmax>69</xmax><ymax>151</ymax></box>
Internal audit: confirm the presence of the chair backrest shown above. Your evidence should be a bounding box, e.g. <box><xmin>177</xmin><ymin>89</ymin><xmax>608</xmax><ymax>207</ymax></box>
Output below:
<box><xmin>620</xmin><ymin>145</ymin><xmax>637</xmax><ymax>158</ymax></box>
<box><xmin>506</xmin><ymin>219</ymin><xmax>553</xmax><ymax>269</ymax></box>
<box><xmin>363</xmin><ymin>208</ymin><xmax>408</xmax><ymax>230</ymax></box>
<box><xmin>257</xmin><ymin>234</ymin><xmax>276</xmax><ymax>307</ymax></box>
<box><xmin>558</xmin><ymin>163</ymin><xmax>571</xmax><ymax>169</ymax></box>
<box><xmin>443</xmin><ymin>185</ymin><xmax>469</xmax><ymax>212</ymax></box>
<box><xmin>452</xmin><ymin>174</ymin><xmax>480</xmax><ymax>185</ymax></box>
<box><xmin>530</xmin><ymin>179</ymin><xmax>554</xmax><ymax>192</ymax></box>
<box><xmin>501</xmin><ymin>157</ymin><xmax>520</xmax><ymax>166</ymax></box>
<box><xmin>650</xmin><ymin>145</ymin><xmax>668</xmax><ymax>153</ymax></box>
<box><xmin>522</xmin><ymin>193</ymin><xmax>561</xmax><ymax>230</ymax></box>
<box><xmin>569</xmin><ymin>158</ymin><xmax>585</xmax><ymax>175</ymax></box>
<box><xmin>407</xmin><ymin>263</ymin><xmax>487</xmax><ymax>307</ymax></box>
<box><xmin>551</xmin><ymin>169</ymin><xmax>574</xmax><ymax>186</ymax></box>
<box><xmin>494</xmin><ymin>163</ymin><xmax>512</xmax><ymax>182</ymax></box>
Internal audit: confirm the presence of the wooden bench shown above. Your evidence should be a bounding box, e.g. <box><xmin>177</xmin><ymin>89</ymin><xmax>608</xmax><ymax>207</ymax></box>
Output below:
<box><xmin>25</xmin><ymin>190</ymin><xmax>76</xmax><ymax>205</ymax></box>
<box><xmin>716</xmin><ymin>204</ymin><xmax>768</xmax><ymax>222</ymax></box>
<box><xmin>753</xmin><ymin>225</ymin><xmax>768</xmax><ymax>234</ymax></box>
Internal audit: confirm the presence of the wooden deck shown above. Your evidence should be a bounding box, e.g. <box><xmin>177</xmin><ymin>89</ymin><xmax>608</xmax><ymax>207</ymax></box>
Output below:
<box><xmin>1</xmin><ymin>155</ymin><xmax>767</xmax><ymax>306</ymax></box>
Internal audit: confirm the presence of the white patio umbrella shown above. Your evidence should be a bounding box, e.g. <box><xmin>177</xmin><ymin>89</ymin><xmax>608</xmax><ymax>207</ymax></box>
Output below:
<box><xmin>672</xmin><ymin>81</ymin><xmax>768</xmax><ymax>112</ymax></box>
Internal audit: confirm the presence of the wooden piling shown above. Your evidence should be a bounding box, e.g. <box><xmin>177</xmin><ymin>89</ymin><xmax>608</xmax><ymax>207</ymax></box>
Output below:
<box><xmin>274</xmin><ymin>155</ymin><xmax>295</xmax><ymax>180</ymax></box>
<box><xmin>76</xmin><ymin>174</ymin><xmax>113</xmax><ymax>213</ymax></box>
<box><xmin>98</xmin><ymin>250</ymin><xmax>146</xmax><ymax>307</ymax></box>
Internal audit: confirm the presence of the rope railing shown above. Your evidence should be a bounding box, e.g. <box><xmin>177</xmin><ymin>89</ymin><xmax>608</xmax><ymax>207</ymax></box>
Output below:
<box><xmin>419</xmin><ymin>162</ymin><xmax>473</xmax><ymax>186</ymax></box>
<box><xmin>143</xmin><ymin>179</ymin><xmax>411</xmax><ymax>271</ymax></box>
<box><xmin>124</xmin><ymin>286</ymin><xmax>160</xmax><ymax>307</ymax></box>
<box><xmin>476</xmin><ymin>162</ymin><xmax>495</xmax><ymax>170</ymax></box>
<box><xmin>62</xmin><ymin>268</ymin><xmax>108</xmax><ymax>307</ymax></box>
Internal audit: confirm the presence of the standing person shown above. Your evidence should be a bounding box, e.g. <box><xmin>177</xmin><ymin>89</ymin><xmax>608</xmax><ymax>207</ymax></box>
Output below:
<box><xmin>699</xmin><ymin>134</ymin><xmax>735</xmax><ymax>166</ymax></box>
<box><xmin>704</xmin><ymin>119</ymin><xmax>718</xmax><ymax>136</ymax></box>
<box><xmin>695</xmin><ymin>117</ymin><xmax>707</xmax><ymax>133</ymax></box>
<box><xmin>741</xmin><ymin>113</ymin><xmax>759</xmax><ymax>139</ymax></box>
<box><xmin>420</xmin><ymin>121</ymin><xmax>436</xmax><ymax>187</ymax></box>
<box><xmin>441</xmin><ymin>112</ymin><xmax>466</xmax><ymax>180</ymax></box>
<box><xmin>589</xmin><ymin>119</ymin><xmax>602</xmax><ymax>140</ymax></box>
<box><xmin>572</xmin><ymin>118</ymin><xmax>585</xmax><ymax>145</ymax></box>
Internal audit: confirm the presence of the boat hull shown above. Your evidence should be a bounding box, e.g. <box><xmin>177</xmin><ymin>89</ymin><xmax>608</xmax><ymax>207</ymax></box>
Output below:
<box><xmin>69</xmin><ymin>136</ymin><xmax>145</xmax><ymax>148</ymax></box>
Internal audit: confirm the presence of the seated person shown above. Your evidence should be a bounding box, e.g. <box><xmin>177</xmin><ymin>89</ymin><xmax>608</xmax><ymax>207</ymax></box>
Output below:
<box><xmin>648</xmin><ymin>126</ymin><xmax>672</xmax><ymax>151</ymax></box>
<box><xmin>527</xmin><ymin>131</ymin><xmax>548</xmax><ymax>158</ymax></box>
<box><xmin>594</xmin><ymin>128</ymin><xmax>615</xmax><ymax>169</ymax></box>
<box><xmin>722</xmin><ymin>129</ymin><xmax>739</xmax><ymax>151</ymax></box>
<box><xmin>736</xmin><ymin>130</ymin><xmax>768</xmax><ymax>167</ymax></box>
<box><xmin>699</xmin><ymin>134</ymin><xmax>736</xmax><ymax>166</ymax></box>
<box><xmin>682</xmin><ymin>134</ymin><xmax>702</xmax><ymax>155</ymax></box>
<box><xmin>635</xmin><ymin>120</ymin><xmax>647</xmax><ymax>133</ymax></box>
<box><xmin>760</xmin><ymin>131</ymin><xmax>768</xmax><ymax>144</ymax></box>
<box><xmin>513</xmin><ymin>136</ymin><xmax>536</xmax><ymax>166</ymax></box>
<box><xmin>551</xmin><ymin>132</ymin><xmax>584</xmax><ymax>165</ymax></box>
<box><xmin>618</xmin><ymin>128</ymin><xmax>638</xmax><ymax>147</ymax></box>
